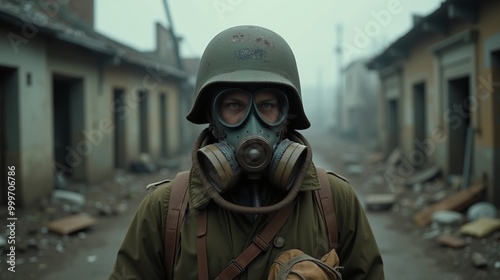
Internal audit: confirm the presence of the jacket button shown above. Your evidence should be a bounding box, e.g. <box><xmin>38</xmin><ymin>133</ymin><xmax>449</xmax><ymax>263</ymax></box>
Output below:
<box><xmin>273</xmin><ymin>237</ymin><xmax>285</xmax><ymax>248</ymax></box>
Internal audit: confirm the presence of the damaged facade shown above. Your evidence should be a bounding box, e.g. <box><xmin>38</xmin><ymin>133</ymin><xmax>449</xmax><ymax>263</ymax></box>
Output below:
<box><xmin>367</xmin><ymin>0</ymin><xmax>500</xmax><ymax>207</ymax></box>
<box><xmin>0</xmin><ymin>0</ymin><xmax>194</xmax><ymax>207</ymax></box>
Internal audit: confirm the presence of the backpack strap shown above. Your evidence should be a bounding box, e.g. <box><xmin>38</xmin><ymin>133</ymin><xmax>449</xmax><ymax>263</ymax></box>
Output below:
<box><xmin>197</xmin><ymin>209</ymin><xmax>209</xmax><ymax>280</ymax></box>
<box><xmin>165</xmin><ymin>171</ymin><xmax>190</xmax><ymax>280</ymax></box>
<box><xmin>165</xmin><ymin>168</ymin><xmax>338</xmax><ymax>279</ymax></box>
<box><xmin>214</xmin><ymin>199</ymin><xmax>297</xmax><ymax>280</ymax></box>
<box><xmin>163</xmin><ymin>171</ymin><xmax>295</xmax><ymax>280</ymax></box>
<box><xmin>315</xmin><ymin>167</ymin><xmax>339</xmax><ymax>250</ymax></box>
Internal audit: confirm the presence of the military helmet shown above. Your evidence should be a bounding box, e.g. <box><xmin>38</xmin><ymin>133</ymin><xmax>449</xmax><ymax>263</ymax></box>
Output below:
<box><xmin>186</xmin><ymin>25</ymin><xmax>310</xmax><ymax>130</ymax></box>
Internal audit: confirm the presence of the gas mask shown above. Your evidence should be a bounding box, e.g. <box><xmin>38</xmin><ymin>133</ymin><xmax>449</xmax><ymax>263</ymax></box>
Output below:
<box><xmin>196</xmin><ymin>87</ymin><xmax>308</xmax><ymax>193</ymax></box>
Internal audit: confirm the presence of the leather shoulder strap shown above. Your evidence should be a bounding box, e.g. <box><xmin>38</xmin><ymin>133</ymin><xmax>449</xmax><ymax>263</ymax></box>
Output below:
<box><xmin>165</xmin><ymin>171</ymin><xmax>190</xmax><ymax>280</ymax></box>
<box><xmin>168</xmin><ymin>169</ymin><xmax>336</xmax><ymax>279</ymax></box>
<box><xmin>197</xmin><ymin>209</ymin><xmax>209</xmax><ymax>280</ymax></box>
<box><xmin>213</xmin><ymin>199</ymin><xmax>297</xmax><ymax>280</ymax></box>
<box><xmin>315</xmin><ymin>167</ymin><xmax>339</xmax><ymax>250</ymax></box>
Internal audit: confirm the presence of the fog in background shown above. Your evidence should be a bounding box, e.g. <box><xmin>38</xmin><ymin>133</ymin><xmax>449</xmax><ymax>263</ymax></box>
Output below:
<box><xmin>95</xmin><ymin>0</ymin><xmax>441</xmax><ymax>129</ymax></box>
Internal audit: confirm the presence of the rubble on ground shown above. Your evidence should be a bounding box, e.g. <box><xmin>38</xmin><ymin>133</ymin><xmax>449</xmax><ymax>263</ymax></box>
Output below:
<box><xmin>0</xmin><ymin>158</ymin><xmax>186</xmax><ymax>279</ymax></box>
<box><xmin>46</xmin><ymin>213</ymin><xmax>96</xmax><ymax>235</ymax></box>
<box><xmin>130</xmin><ymin>153</ymin><xmax>158</xmax><ymax>173</ymax></box>
<box><xmin>335</xmin><ymin>140</ymin><xmax>500</xmax><ymax>278</ymax></box>
<box><xmin>384</xmin><ymin>158</ymin><xmax>498</xmax><ymax>275</ymax></box>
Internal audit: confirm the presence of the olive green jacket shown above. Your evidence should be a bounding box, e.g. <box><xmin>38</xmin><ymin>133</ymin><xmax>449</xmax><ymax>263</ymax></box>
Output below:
<box><xmin>109</xmin><ymin>163</ymin><xmax>384</xmax><ymax>279</ymax></box>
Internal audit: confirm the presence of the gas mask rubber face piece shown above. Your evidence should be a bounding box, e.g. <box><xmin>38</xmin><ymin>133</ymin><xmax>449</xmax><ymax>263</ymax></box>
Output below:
<box><xmin>197</xmin><ymin>87</ymin><xmax>308</xmax><ymax>193</ymax></box>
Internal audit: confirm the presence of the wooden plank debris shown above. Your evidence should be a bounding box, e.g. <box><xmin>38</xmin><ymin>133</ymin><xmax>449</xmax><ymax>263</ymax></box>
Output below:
<box><xmin>46</xmin><ymin>213</ymin><xmax>96</xmax><ymax>235</ymax></box>
<box><xmin>436</xmin><ymin>234</ymin><xmax>466</xmax><ymax>248</ymax></box>
<box><xmin>412</xmin><ymin>181</ymin><xmax>485</xmax><ymax>227</ymax></box>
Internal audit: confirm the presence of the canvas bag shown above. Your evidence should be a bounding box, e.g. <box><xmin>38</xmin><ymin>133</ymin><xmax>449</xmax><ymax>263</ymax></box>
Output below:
<box><xmin>268</xmin><ymin>248</ymin><xmax>342</xmax><ymax>280</ymax></box>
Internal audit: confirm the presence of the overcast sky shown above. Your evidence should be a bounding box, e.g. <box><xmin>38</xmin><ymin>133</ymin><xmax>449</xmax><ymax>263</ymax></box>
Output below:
<box><xmin>95</xmin><ymin>0</ymin><xmax>441</xmax><ymax>89</ymax></box>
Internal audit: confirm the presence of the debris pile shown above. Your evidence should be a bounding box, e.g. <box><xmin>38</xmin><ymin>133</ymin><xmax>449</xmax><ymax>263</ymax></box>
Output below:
<box><xmin>306</xmin><ymin>131</ymin><xmax>499</xmax><ymax>278</ymax></box>
<box><xmin>362</xmin><ymin>147</ymin><xmax>500</xmax><ymax>276</ymax></box>
<box><xmin>0</xmin><ymin>165</ymin><xmax>182</xmax><ymax>279</ymax></box>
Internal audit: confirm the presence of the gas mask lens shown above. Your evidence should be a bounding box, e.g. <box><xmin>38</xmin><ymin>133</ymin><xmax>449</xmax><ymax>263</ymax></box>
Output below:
<box><xmin>216</xmin><ymin>88</ymin><xmax>288</xmax><ymax>127</ymax></box>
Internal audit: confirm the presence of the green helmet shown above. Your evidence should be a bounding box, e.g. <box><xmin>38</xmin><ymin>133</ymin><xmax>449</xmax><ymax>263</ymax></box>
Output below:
<box><xmin>186</xmin><ymin>25</ymin><xmax>310</xmax><ymax>130</ymax></box>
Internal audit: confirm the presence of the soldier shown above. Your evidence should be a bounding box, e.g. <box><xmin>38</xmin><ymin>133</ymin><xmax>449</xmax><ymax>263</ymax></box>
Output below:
<box><xmin>110</xmin><ymin>25</ymin><xmax>384</xmax><ymax>280</ymax></box>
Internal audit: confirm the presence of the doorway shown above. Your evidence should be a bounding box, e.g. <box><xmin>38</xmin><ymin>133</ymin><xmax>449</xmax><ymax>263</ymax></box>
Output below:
<box><xmin>388</xmin><ymin>99</ymin><xmax>400</xmax><ymax>153</ymax></box>
<box><xmin>492</xmin><ymin>50</ymin><xmax>500</xmax><ymax>205</ymax></box>
<box><xmin>414</xmin><ymin>82</ymin><xmax>427</xmax><ymax>167</ymax></box>
<box><xmin>0</xmin><ymin>66</ymin><xmax>18</xmax><ymax>205</ymax></box>
<box><xmin>52</xmin><ymin>76</ymin><xmax>84</xmax><ymax>181</ymax></box>
<box><xmin>447</xmin><ymin>76</ymin><xmax>471</xmax><ymax>176</ymax></box>
<box><xmin>159</xmin><ymin>93</ymin><xmax>168</xmax><ymax>157</ymax></box>
<box><xmin>113</xmin><ymin>88</ymin><xmax>127</xmax><ymax>169</ymax></box>
<box><xmin>139</xmin><ymin>91</ymin><xmax>149</xmax><ymax>154</ymax></box>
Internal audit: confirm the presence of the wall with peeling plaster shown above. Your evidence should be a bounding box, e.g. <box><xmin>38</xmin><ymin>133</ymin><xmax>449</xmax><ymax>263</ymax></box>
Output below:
<box><xmin>0</xmin><ymin>27</ymin><xmax>187</xmax><ymax>208</ymax></box>
<box><xmin>0</xmin><ymin>24</ymin><xmax>54</xmax><ymax>206</ymax></box>
<box><xmin>375</xmin><ymin>0</ymin><xmax>500</xmax><ymax>207</ymax></box>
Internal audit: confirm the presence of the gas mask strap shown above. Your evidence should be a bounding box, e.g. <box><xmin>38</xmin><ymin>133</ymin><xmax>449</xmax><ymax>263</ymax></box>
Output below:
<box><xmin>192</xmin><ymin>128</ymin><xmax>312</xmax><ymax>215</ymax></box>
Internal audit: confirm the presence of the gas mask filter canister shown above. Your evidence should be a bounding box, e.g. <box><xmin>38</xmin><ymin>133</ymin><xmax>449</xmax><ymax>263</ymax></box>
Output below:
<box><xmin>197</xmin><ymin>88</ymin><xmax>308</xmax><ymax>193</ymax></box>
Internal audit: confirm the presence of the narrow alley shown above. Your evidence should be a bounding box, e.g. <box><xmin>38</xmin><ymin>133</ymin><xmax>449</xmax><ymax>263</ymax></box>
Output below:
<box><xmin>1</xmin><ymin>131</ymin><xmax>498</xmax><ymax>280</ymax></box>
<box><xmin>1</xmin><ymin>1</ymin><xmax>500</xmax><ymax>279</ymax></box>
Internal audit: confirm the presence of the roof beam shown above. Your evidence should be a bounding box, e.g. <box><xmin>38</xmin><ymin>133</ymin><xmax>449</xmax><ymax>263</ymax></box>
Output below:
<box><xmin>421</xmin><ymin>19</ymin><xmax>447</xmax><ymax>35</ymax></box>
<box><xmin>447</xmin><ymin>2</ymin><xmax>477</xmax><ymax>23</ymax></box>
<box><xmin>427</xmin><ymin>28</ymin><xmax>477</xmax><ymax>54</ymax></box>
<box><xmin>366</xmin><ymin>60</ymin><xmax>385</xmax><ymax>70</ymax></box>
<box><xmin>388</xmin><ymin>47</ymin><xmax>408</xmax><ymax>59</ymax></box>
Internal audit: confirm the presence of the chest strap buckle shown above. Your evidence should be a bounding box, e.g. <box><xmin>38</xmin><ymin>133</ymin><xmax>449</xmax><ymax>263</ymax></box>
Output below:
<box><xmin>253</xmin><ymin>235</ymin><xmax>270</xmax><ymax>251</ymax></box>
